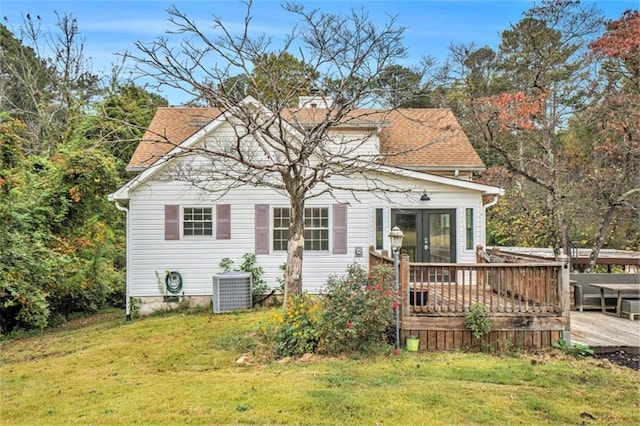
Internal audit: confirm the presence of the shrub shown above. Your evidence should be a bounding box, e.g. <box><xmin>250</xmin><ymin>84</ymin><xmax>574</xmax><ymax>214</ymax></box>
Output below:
<box><xmin>219</xmin><ymin>253</ymin><xmax>269</xmax><ymax>305</ymax></box>
<box><xmin>0</xmin><ymin>279</ymin><xmax>49</xmax><ymax>334</ymax></box>
<box><xmin>316</xmin><ymin>263</ymin><xmax>395</xmax><ymax>354</ymax></box>
<box><xmin>465</xmin><ymin>302</ymin><xmax>492</xmax><ymax>340</ymax></box>
<box><xmin>256</xmin><ymin>264</ymin><xmax>395</xmax><ymax>359</ymax></box>
<box><xmin>272</xmin><ymin>294</ymin><xmax>320</xmax><ymax>357</ymax></box>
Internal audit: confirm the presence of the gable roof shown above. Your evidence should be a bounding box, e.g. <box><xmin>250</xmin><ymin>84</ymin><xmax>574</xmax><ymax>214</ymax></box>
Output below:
<box><xmin>379</xmin><ymin>109</ymin><xmax>484</xmax><ymax>171</ymax></box>
<box><xmin>126</xmin><ymin>105</ymin><xmax>485</xmax><ymax>172</ymax></box>
<box><xmin>127</xmin><ymin>107</ymin><xmax>223</xmax><ymax>171</ymax></box>
<box><xmin>111</xmin><ymin>97</ymin><xmax>501</xmax><ymax>201</ymax></box>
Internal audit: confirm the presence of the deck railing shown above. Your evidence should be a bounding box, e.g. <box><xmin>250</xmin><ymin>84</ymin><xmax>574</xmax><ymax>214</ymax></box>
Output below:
<box><xmin>401</xmin><ymin>261</ymin><xmax>570</xmax><ymax>316</ymax></box>
<box><xmin>370</xmin><ymin>245</ymin><xmax>571</xmax><ymax>318</ymax></box>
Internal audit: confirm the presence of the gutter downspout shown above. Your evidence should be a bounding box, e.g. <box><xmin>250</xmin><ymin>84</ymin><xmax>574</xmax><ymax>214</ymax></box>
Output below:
<box><xmin>482</xmin><ymin>194</ymin><xmax>501</xmax><ymax>249</ymax></box>
<box><xmin>114</xmin><ymin>201</ymin><xmax>131</xmax><ymax>320</ymax></box>
<box><xmin>483</xmin><ymin>194</ymin><xmax>500</xmax><ymax>211</ymax></box>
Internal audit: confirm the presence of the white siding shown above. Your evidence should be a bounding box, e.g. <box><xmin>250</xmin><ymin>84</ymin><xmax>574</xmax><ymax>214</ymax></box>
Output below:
<box><xmin>125</xmin><ymin>130</ymin><xmax>489</xmax><ymax>297</ymax></box>
<box><xmin>127</xmin><ymin>169</ymin><xmax>487</xmax><ymax>297</ymax></box>
<box><xmin>128</xmin><ymin>181</ymin><xmax>374</xmax><ymax>296</ymax></box>
<box><xmin>326</xmin><ymin>128</ymin><xmax>380</xmax><ymax>160</ymax></box>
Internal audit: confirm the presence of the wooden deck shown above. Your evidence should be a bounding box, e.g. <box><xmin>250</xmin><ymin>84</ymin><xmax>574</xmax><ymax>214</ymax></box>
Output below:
<box><xmin>571</xmin><ymin>311</ymin><xmax>640</xmax><ymax>352</ymax></box>
<box><xmin>370</xmin><ymin>246</ymin><xmax>571</xmax><ymax>351</ymax></box>
<box><xmin>407</xmin><ymin>283</ymin><xmax>560</xmax><ymax>315</ymax></box>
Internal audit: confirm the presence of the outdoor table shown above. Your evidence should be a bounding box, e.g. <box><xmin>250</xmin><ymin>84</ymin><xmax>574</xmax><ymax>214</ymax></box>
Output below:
<box><xmin>589</xmin><ymin>283</ymin><xmax>640</xmax><ymax>317</ymax></box>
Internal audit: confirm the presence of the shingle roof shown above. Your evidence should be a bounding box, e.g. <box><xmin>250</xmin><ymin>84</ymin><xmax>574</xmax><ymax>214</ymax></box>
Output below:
<box><xmin>127</xmin><ymin>107</ymin><xmax>223</xmax><ymax>170</ymax></box>
<box><xmin>127</xmin><ymin>105</ymin><xmax>484</xmax><ymax>171</ymax></box>
<box><xmin>377</xmin><ymin>108</ymin><xmax>484</xmax><ymax>170</ymax></box>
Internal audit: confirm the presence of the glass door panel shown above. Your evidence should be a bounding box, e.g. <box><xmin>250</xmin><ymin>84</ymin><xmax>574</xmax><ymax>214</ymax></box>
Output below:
<box><xmin>427</xmin><ymin>213</ymin><xmax>452</xmax><ymax>262</ymax></box>
<box><xmin>391</xmin><ymin>209</ymin><xmax>456</xmax><ymax>264</ymax></box>
<box><xmin>394</xmin><ymin>212</ymin><xmax>417</xmax><ymax>262</ymax></box>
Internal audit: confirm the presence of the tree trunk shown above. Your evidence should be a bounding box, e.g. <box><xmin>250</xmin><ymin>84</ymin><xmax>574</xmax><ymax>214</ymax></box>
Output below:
<box><xmin>556</xmin><ymin>197</ymin><xmax>571</xmax><ymax>259</ymax></box>
<box><xmin>588</xmin><ymin>203</ymin><xmax>618</xmax><ymax>272</ymax></box>
<box><xmin>283</xmin><ymin>197</ymin><xmax>305</xmax><ymax>306</ymax></box>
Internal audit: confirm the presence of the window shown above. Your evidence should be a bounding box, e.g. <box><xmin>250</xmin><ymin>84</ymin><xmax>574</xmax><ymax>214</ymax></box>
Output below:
<box><xmin>184</xmin><ymin>207</ymin><xmax>213</xmax><ymax>236</ymax></box>
<box><xmin>273</xmin><ymin>207</ymin><xmax>290</xmax><ymax>251</ymax></box>
<box><xmin>375</xmin><ymin>208</ymin><xmax>384</xmax><ymax>250</ymax></box>
<box><xmin>305</xmin><ymin>207</ymin><xmax>329</xmax><ymax>251</ymax></box>
<box><xmin>272</xmin><ymin>207</ymin><xmax>329</xmax><ymax>251</ymax></box>
<box><xmin>466</xmin><ymin>208</ymin><xmax>474</xmax><ymax>250</ymax></box>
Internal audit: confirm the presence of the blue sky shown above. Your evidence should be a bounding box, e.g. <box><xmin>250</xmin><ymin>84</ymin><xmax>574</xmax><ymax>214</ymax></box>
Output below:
<box><xmin>2</xmin><ymin>0</ymin><xmax>637</xmax><ymax>104</ymax></box>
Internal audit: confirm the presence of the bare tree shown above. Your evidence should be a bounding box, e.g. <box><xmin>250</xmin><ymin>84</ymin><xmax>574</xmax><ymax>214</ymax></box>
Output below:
<box><xmin>0</xmin><ymin>13</ymin><xmax>99</xmax><ymax>155</ymax></box>
<box><xmin>128</xmin><ymin>1</ymin><xmax>439</xmax><ymax>302</ymax></box>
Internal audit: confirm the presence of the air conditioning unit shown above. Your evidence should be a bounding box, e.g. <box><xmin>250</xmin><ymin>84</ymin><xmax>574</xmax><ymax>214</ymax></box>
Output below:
<box><xmin>212</xmin><ymin>272</ymin><xmax>252</xmax><ymax>313</ymax></box>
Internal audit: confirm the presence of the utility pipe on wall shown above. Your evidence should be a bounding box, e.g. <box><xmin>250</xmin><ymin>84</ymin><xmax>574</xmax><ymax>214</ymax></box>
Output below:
<box><xmin>114</xmin><ymin>201</ymin><xmax>131</xmax><ymax>320</ymax></box>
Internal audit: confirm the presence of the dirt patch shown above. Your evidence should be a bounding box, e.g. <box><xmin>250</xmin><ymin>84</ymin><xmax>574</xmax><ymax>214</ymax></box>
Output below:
<box><xmin>53</xmin><ymin>311</ymin><xmax>123</xmax><ymax>331</ymax></box>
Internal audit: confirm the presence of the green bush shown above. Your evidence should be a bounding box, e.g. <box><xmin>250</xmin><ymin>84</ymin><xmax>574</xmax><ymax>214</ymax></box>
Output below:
<box><xmin>256</xmin><ymin>263</ymin><xmax>395</xmax><ymax>359</ymax></box>
<box><xmin>219</xmin><ymin>253</ymin><xmax>269</xmax><ymax>305</ymax></box>
<box><xmin>0</xmin><ymin>279</ymin><xmax>50</xmax><ymax>334</ymax></box>
<box><xmin>465</xmin><ymin>302</ymin><xmax>492</xmax><ymax>340</ymax></box>
<box><xmin>273</xmin><ymin>294</ymin><xmax>320</xmax><ymax>357</ymax></box>
<box><xmin>0</xmin><ymin>134</ymin><xmax>125</xmax><ymax>333</ymax></box>
<box><xmin>316</xmin><ymin>263</ymin><xmax>395</xmax><ymax>354</ymax></box>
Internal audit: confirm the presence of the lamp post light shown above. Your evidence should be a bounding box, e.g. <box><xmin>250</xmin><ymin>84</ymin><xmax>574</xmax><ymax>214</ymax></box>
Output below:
<box><xmin>388</xmin><ymin>226</ymin><xmax>404</xmax><ymax>353</ymax></box>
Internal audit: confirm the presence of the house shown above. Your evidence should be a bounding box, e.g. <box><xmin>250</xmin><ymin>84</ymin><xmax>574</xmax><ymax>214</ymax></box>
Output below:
<box><xmin>109</xmin><ymin>96</ymin><xmax>503</xmax><ymax>316</ymax></box>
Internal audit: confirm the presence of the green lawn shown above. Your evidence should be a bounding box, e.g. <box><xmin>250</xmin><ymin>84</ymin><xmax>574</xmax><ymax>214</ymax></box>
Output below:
<box><xmin>1</xmin><ymin>309</ymin><xmax>638</xmax><ymax>425</ymax></box>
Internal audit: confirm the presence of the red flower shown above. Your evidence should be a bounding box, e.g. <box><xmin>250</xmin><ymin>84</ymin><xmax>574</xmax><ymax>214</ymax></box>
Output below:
<box><xmin>375</xmin><ymin>284</ymin><xmax>382</xmax><ymax>291</ymax></box>
<box><xmin>393</xmin><ymin>348</ymin><xmax>399</xmax><ymax>356</ymax></box>
<box><xmin>367</xmin><ymin>274</ymin><xmax>372</xmax><ymax>280</ymax></box>
<box><xmin>392</xmin><ymin>300</ymin><xmax>399</xmax><ymax>309</ymax></box>
<box><xmin>366</xmin><ymin>285</ymin><xmax>372</xmax><ymax>291</ymax></box>
<box><xmin>347</xmin><ymin>321</ymin><xmax>353</xmax><ymax>329</ymax></box>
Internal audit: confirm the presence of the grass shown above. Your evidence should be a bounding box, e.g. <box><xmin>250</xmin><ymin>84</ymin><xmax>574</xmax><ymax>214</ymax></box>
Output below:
<box><xmin>1</xmin><ymin>309</ymin><xmax>639</xmax><ymax>425</ymax></box>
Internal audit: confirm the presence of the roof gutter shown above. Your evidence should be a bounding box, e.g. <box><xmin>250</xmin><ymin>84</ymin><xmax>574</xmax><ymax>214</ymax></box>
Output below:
<box><xmin>113</xmin><ymin>201</ymin><xmax>132</xmax><ymax>320</ymax></box>
<box><xmin>483</xmin><ymin>194</ymin><xmax>500</xmax><ymax>210</ymax></box>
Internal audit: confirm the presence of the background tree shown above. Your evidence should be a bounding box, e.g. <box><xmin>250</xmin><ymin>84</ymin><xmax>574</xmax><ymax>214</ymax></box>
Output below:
<box><xmin>0</xmin><ymin>14</ymin><xmax>99</xmax><ymax>155</ymax></box>
<box><xmin>573</xmin><ymin>9</ymin><xmax>640</xmax><ymax>269</ymax></box>
<box><xmin>78</xmin><ymin>84</ymin><xmax>168</xmax><ymax>169</ymax></box>
<box><xmin>1</xmin><ymin>15</ymin><xmax>161</xmax><ymax>333</ymax></box>
<box><xmin>374</xmin><ymin>64</ymin><xmax>435</xmax><ymax>108</ymax></box>
<box><xmin>130</xmin><ymin>1</ymin><xmax>431</xmax><ymax>302</ymax></box>
<box><xmin>0</xmin><ymin>22</ymin><xmax>52</xmax><ymax>152</ymax></box>
<box><xmin>211</xmin><ymin>52</ymin><xmax>319</xmax><ymax>107</ymax></box>
<box><xmin>436</xmin><ymin>0</ymin><xmax>607</xmax><ymax>256</ymax></box>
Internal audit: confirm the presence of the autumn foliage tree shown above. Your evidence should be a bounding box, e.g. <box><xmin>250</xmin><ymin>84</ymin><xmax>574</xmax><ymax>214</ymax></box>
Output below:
<box><xmin>437</xmin><ymin>0</ymin><xmax>613</xmax><ymax>256</ymax></box>
<box><xmin>572</xmin><ymin>9</ymin><xmax>640</xmax><ymax>269</ymax></box>
<box><xmin>1</xmin><ymin>15</ymin><xmax>161</xmax><ymax>333</ymax></box>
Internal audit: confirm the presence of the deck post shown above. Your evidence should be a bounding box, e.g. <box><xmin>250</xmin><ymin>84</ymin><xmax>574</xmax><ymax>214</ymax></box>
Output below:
<box><xmin>558</xmin><ymin>254</ymin><xmax>571</xmax><ymax>344</ymax></box>
<box><xmin>400</xmin><ymin>254</ymin><xmax>410</xmax><ymax>319</ymax></box>
<box><xmin>368</xmin><ymin>245</ymin><xmax>377</xmax><ymax>267</ymax></box>
<box><xmin>476</xmin><ymin>244</ymin><xmax>484</xmax><ymax>263</ymax></box>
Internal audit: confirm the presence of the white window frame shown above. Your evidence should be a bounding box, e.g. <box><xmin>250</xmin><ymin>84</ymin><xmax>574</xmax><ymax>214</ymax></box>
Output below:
<box><xmin>183</xmin><ymin>206</ymin><xmax>214</xmax><ymax>237</ymax></box>
<box><xmin>272</xmin><ymin>207</ymin><xmax>290</xmax><ymax>251</ymax></box>
<box><xmin>465</xmin><ymin>207</ymin><xmax>474</xmax><ymax>250</ymax></box>
<box><xmin>272</xmin><ymin>206</ymin><xmax>330</xmax><ymax>252</ymax></box>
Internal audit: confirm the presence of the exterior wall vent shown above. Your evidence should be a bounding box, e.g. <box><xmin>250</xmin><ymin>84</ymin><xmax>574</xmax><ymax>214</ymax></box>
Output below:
<box><xmin>298</xmin><ymin>95</ymin><xmax>333</xmax><ymax>109</ymax></box>
<box><xmin>212</xmin><ymin>272</ymin><xmax>252</xmax><ymax>313</ymax></box>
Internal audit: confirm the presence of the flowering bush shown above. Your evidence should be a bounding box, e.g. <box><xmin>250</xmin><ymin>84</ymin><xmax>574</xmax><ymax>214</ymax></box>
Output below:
<box><xmin>261</xmin><ymin>294</ymin><xmax>320</xmax><ymax>358</ymax></box>
<box><xmin>256</xmin><ymin>264</ymin><xmax>395</xmax><ymax>359</ymax></box>
<box><xmin>316</xmin><ymin>263</ymin><xmax>395</xmax><ymax>354</ymax></box>
<box><xmin>256</xmin><ymin>309</ymin><xmax>285</xmax><ymax>360</ymax></box>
